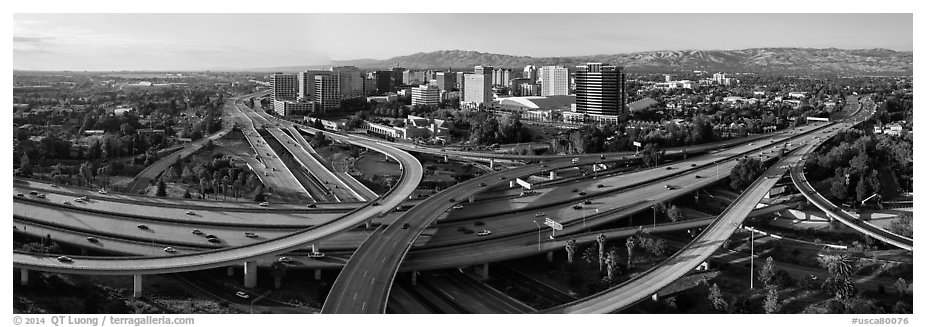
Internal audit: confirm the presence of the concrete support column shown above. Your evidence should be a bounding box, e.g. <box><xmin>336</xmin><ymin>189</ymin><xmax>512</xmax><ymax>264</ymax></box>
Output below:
<box><xmin>478</xmin><ymin>263</ymin><xmax>490</xmax><ymax>279</ymax></box>
<box><xmin>489</xmin><ymin>159</ymin><xmax>495</xmax><ymax>169</ymax></box>
<box><xmin>133</xmin><ymin>275</ymin><xmax>143</xmax><ymax>298</ymax></box>
<box><xmin>468</xmin><ymin>196</ymin><xmax>475</xmax><ymax>203</ymax></box>
<box><xmin>365</xmin><ymin>221</ymin><xmax>372</xmax><ymax>229</ymax></box>
<box><xmin>509</xmin><ymin>181</ymin><xmax>516</xmax><ymax>188</ymax></box>
<box><xmin>651</xmin><ymin>293</ymin><xmax>659</xmax><ymax>302</ymax></box>
<box><xmin>547</xmin><ymin>251</ymin><xmax>554</xmax><ymax>262</ymax></box>
<box><xmin>227</xmin><ymin>266</ymin><xmax>235</xmax><ymax>277</ymax></box>
<box><xmin>410</xmin><ymin>271</ymin><xmax>417</xmax><ymax>286</ymax></box>
<box><xmin>20</xmin><ymin>269</ymin><xmax>29</xmax><ymax>286</ymax></box>
<box><xmin>549</xmin><ymin>170</ymin><xmax>557</xmax><ymax>180</ymax></box>
<box><xmin>314</xmin><ymin>269</ymin><xmax>322</xmax><ymax>281</ymax></box>
<box><xmin>311</xmin><ymin>244</ymin><xmax>318</xmax><ymax>253</ymax></box>
<box><xmin>443</xmin><ymin>155</ymin><xmax>448</xmax><ymax>163</ymax></box>
<box><xmin>244</xmin><ymin>261</ymin><xmax>258</xmax><ymax>288</ymax></box>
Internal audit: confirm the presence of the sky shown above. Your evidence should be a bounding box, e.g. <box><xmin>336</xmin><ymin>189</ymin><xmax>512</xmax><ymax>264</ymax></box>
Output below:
<box><xmin>13</xmin><ymin>13</ymin><xmax>913</xmax><ymax>71</ymax></box>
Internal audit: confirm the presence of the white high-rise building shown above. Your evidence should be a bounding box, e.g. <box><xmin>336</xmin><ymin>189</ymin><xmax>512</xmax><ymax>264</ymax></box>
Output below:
<box><xmin>523</xmin><ymin>65</ymin><xmax>537</xmax><ymax>83</ymax></box>
<box><xmin>463</xmin><ymin>74</ymin><xmax>493</xmax><ymax>107</ymax></box>
<box><xmin>298</xmin><ymin>70</ymin><xmax>330</xmax><ymax>101</ymax></box>
<box><xmin>270</xmin><ymin>73</ymin><xmax>298</xmax><ymax>101</ymax></box>
<box><xmin>540</xmin><ymin>66</ymin><xmax>569</xmax><ymax>96</ymax></box>
<box><xmin>411</xmin><ymin>85</ymin><xmax>440</xmax><ymax>106</ymax></box>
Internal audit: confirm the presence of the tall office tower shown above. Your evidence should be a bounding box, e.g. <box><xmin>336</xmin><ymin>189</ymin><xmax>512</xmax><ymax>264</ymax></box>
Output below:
<box><xmin>435</xmin><ymin>72</ymin><xmax>456</xmax><ymax>91</ymax></box>
<box><xmin>403</xmin><ymin>70</ymin><xmax>426</xmax><ymax>85</ymax></box>
<box><xmin>411</xmin><ymin>84</ymin><xmax>441</xmax><ymax>106</ymax></box>
<box><xmin>713</xmin><ymin>72</ymin><xmax>726</xmax><ymax>84</ymax></box>
<box><xmin>329</xmin><ymin>66</ymin><xmax>365</xmax><ymax>100</ymax></box>
<box><xmin>392</xmin><ymin>67</ymin><xmax>406</xmax><ymax>86</ymax></box>
<box><xmin>492</xmin><ymin>68</ymin><xmax>512</xmax><ymax>87</ymax></box>
<box><xmin>297</xmin><ymin>70</ymin><xmax>330</xmax><ymax>101</ymax></box>
<box><xmin>474</xmin><ymin>65</ymin><xmax>494</xmax><ymax>76</ymax></box>
<box><xmin>575</xmin><ymin>63</ymin><xmax>626</xmax><ymax>117</ymax></box>
<box><xmin>455</xmin><ymin>72</ymin><xmax>466</xmax><ymax>89</ymax></box>
<box><xmin>523</xmin><ymin>65</ymin><xmax>537</xmax><ymax>83</ymax></box>
<box><xmin>463</xmin><ymin>74</ymin><xmax>493</xmax><ymax>106</ymax></box>
<box><xmin>540</xmin><ymin>66</ymin><xmax>569</xmax><ymax>96</ymax></box>
<box><xmin>371</xmin><ymin>70</ymin><xmax>394</xmax><ymax>95</ymax></box>
<box><xmin>314</xmin><ymin>74</ymin><xmax>340</xmax><ymax>111</ymax></box>
<box><xmin>270</xmin><ymin>73</ymin><xmax>298</xmax><ymax>101</ymax></box>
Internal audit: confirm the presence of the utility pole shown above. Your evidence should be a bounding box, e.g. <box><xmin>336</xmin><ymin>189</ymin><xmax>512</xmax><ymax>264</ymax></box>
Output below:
<box><xmin>749</xmin><ymin>227</ymin><xmax>755</xmax><ymax>289</ymax></box>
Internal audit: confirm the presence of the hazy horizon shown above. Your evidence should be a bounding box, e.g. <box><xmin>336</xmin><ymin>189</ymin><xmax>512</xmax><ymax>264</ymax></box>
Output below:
<box><xmin>14</xmin><ymin>13</ymin><xmax>913</xmax><ymax>71</ymax></box>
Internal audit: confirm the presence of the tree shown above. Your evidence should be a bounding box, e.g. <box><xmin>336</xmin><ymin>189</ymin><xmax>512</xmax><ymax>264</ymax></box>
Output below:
<box><xmin>820</xmin><ymin>253</ymin><xmax>856</xmax><ymax>300</ymax></box>
<box><xmin>763</xmin><ymin>286</ymin><xmax>781</xmax><ymax>313</ymax></box>
<box><xmin>759</xmin><ymin>257</ymin><xmax>777</xmax><ymax>288</ymax></box>
<box><xmin>604</xmin><ymin>251</ymin><xmax>617</xmax><ymax>282</ymax></box>
<box><xmin>666</xmin><ymin>205</ymin><xmax>683</xmax><ymax>222</ymax></box>
<box><xmin>19</xmin><ymin>153</ymin><xmax>33</xmax><ymax>176</ymax></box>
<box><xmin>253</xmin><ymin>192</ymin><xmax>266</xmax><ymax>202</ymax></box>
<box><xmin>183</xmin><ymin>189</ymin><xmax>192</xmax><ymax>199</ymax></box>
<box><xmin>729</xmin><ymin>157</ymin><xmax>764</xmax><ymax>191</ymax></box>
<box><xmin>597</xmin><ymin>234</ymin><xmax>606</xmax><ymax>272</ymax></box>
<box><xmin>830</xmin><ymin>179</ymin><xmax>849</xmax><ymax>202</ymax></box>
<box><xmin>708</xmin><ymin>283</ymin><xmax>728</xmax><ymax>312</ymax></box>
<box><xmin>625</xmin><ymin>236</ymin><xmax>636</xmax><ymax>267</ymax></box>
<box><xmin>155</xmin><ymin>180</ymin><xmax>167</xmax><ymax>197</ymax></box>
<box><xmin>565</xmin><ymin>239</ymin><xmax>577</xmax><ymax>264</ymax></box>
<box><xmin>894</xmin><ymin>278</ymin><xmax>909</xmax><ymax>296</ymax></box>
<box><xmin>641</xmin><ymin>143</ymin><xmax>663</xmax><ymax>167</ymax></box>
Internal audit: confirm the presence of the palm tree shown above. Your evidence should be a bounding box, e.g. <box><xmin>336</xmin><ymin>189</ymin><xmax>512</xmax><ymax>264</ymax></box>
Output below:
<box><xmin>819</xmin><ymin>253</ymin><xmax>856</xmax><ymax>300</ymax></box>
<box><xmin>565</xmin><ymin>239</ymin><xmax>577</xmax><ymax>264</ymax></box>
<box><xmin>222</xmin><ymin>175</ymin><xmax>231</xmax><ymax>200</ymax></box>
<box><xmin>604</xmin><ymin>251</ymin><xmax>616</xmax><ymax>282</ymax></box>
<box><xmin>597</xmin><ymin>234</ymin><xmax>606</xmax><ymax>272</ymax></box>
<box><xmin>199</xmin><ymin>177</ymin><xmax>207</xmax><ymax>199</ymax></box>
<box><xmin>626</xmin><ymin>237</ymin><xmax>636</xmax><ymax>267</ymax></box>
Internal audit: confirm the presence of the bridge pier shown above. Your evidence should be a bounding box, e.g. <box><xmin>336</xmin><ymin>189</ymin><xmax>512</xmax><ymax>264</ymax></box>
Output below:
<box><xmin>489</xmin><ymin>159</ymin><xmax>495</xmax><ymax>169</ymax></box>
<box><xmin>443</xmin><ymin>155</ymin><xmax>448</xmax><ymax>163</ymax></box>
<box><xmin>468</xmin><ymin>196</ymin><xmax>475</xmax><ymax>203</ymax></box>
<box><xmin>311</xmin><ymin>244</ymin><xmax>318</xmax><ymax>253</ymax></box>
<box><xmin>244</xmin><ymin>261</ymin><xmax>258</xmax><ymax>288</ymax></box>
<box><xmin>410</xmin><ymin>271</ymin><xmax>417</xmax><ymax>286</ymax></box>
<box><xmin>365</xmin><ymin>221</ymin><xmax>372</xmax><ymax>229</ymax></box>
<box><xmin>549</xmin><ymin>170</ymin><xmax>557</xmax><ymax>180</ymax></box>
<box><xmin>19</xmin><ymin>268</ymin><xmax>28</xmax><ymax>286</ymax></box>
<box><xmin>651</xmin><ymin>293</ymin><xmax>659</xmax><ymax>302</ymax></box>
<box><xmin>547</xmin><ymin>251</ymin><xmax>554</xmax><ymax>262</ymax></box>
<box><xmin>314</xmin><ymin>269</ymin><xmax>322</xmax><ymax>281</ymax></box>
<box><xmin>133</xmin><ymin>275</ymin><xmax>143</xmax><ymax>298</ymax></box>
<box><xmin>478</xmin><ymin>263</ymin><xmax>490</xmax><ymax>279</ymax></box>
<box><xmin>227</xmin><ymin>266</ymin><xmax>235</xmax><ymax>277</ymax></box>
<box><xmin>509</xmin><ymin>181</ymin><xmax>516</xmax><ymax>188</ymax></box>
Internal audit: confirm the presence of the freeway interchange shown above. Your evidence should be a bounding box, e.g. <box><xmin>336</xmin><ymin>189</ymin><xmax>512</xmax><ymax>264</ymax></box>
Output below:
<box><xmin>13</xmin><ymin>93</ymin><xmax>899</xmax><ymax>313</ymax></box>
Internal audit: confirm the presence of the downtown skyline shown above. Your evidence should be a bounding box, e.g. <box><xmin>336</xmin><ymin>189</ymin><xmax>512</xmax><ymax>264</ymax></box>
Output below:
<box><xmin>13</xmin><ymin>13</ymin><xmax>913</xmax><ymax>71</ymax></box>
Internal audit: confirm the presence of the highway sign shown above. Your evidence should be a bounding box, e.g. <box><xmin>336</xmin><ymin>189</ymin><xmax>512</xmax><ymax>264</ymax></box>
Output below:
<box><xmin>544</xmin><ymin>218</ymin><xmax>563</xmax><ymax>230</ymax></box>
<box><xmin>633</xmin><ymin>141</ymin><xmax>642</xmax><ymax>147</ymax></box>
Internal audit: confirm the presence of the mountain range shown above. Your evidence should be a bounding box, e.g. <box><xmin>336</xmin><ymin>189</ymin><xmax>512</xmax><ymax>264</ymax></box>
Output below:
<box><xmin>251</xmin><ymin>48</ymin><xmax>911</xmax><ymax>76</ymax></box>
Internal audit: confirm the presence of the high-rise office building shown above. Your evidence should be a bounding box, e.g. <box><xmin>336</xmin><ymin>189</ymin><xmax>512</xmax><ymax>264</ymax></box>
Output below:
<box><xmin>434</xmin><ymin>72</ymin><xmax>456</xmax><ymax>91</ymax></box>
<box><xmin>574</xmin><ymin>63</ymin><xmax>625</xmax><ymax>117</ymax></box>
<box><xmin>370</xmin><ymin>70</ymin><xmax>394</xmax><ymax>95</ymax></box>
<box><xmin>523</xmin><ymin>65</ymin><xmax>537</xmax><ymax>83</ymax></box>
<box><xmin>403</xmin><ymin>70</ymin><xmax>426</xmax><ymax>85</ymax></box>
<box><xmin>270</xmin><ymin>73</ymin><xmax>298</xmax><ymax>101</ymax></box>
<box><xmin>314</xmin><ymin>74</ymin><xmax>340</xmax><ymax>111</ymax></box>
<box><xmin>411</xmin><ymin>84</ymin><xmax>441</xmax><ymax>106</ymax></box>
<box><xmin>540</xmin><ymin>66</ymin><xmax>569</xmax><ymax>96</ymax></box>
<box><xmin>331</xmin><ymin>66</ymin><xmax>365</xmax><ymax>100</ymax></box>
<box><xmin>392</xmin><ymin>67</ymin><xmax>406</xmax><ymax>86</ymax></box>
<box><xmin>297</xmin><ymin>70</ymin><xmax>330</xmax><ymax>101</ymax></box>
<box><xmin>474</xmin><ymin>65</ymin><xmax>494</xmax><ymax>76</ymax></box>
<box><xmin>463</xmin><ymin>74</ymin><xmax>493</xmax><ymax>107</ymax></box>
<box><xmin>455</xmin><ymin>72</ymin><xmax>466</xmax><ymax>90</ymax></box>
<box><xmin>492</xmin><ymin>68</ymin><xmax>512</xmax><ymax>87</ymax></box>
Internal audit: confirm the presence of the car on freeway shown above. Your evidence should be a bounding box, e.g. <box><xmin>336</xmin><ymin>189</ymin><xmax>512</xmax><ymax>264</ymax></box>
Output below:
<box><xmin>695</xmin><ymin>175</ymin><xmax>702</xmax><ymax>179</ymax></box>
<box><xmin>572</xmin><ymin>188</ymin><xmax>578</xmax><ymax>193</ymax></box>
<box><xmin>401</xmin><ymin>223</ymin><xmax>410</xmax><ymax>229</ymax></box>
<box><xmin>207</xmin><ymin>238</ymin><xmax>222</xmax><ymax>244</ymax></box>
<box><xmin>665</xmin><ymin>185</ymin><xmax>675</xmax><ymax>190</ymax></box>
<box><xmin>535</xmin><ymin>212</ymin><xmax>545</xmax><ymax>217</ymax></box>
<box><xmin>244</xmin><ymin>232</ymin><xmax>259</xmax><ymax>238</ymax></box>
<box><xmin>278</xmin><ymin>257</ymin><xmax>293</xmax><ymax>263</ymax></box>
<box><xmin>29</xmin><ymin>191</ymin><xmax>38</xmax><ymax>195</ymax></box>
<box><xmin>57</xmin><ymin>256</ymin><xmax>74</xmax><ymax>263</ymax></box>
<box><xmin>87</xmin><ymin>237</ymin><xmax>99</xmax><ymax>243</ymax></box>
<box><xmin>16</xmin><ymin>193</ymin><xmax>24</xmax><ymax>197</ymax></box>
<box><xmin>478</xmin><ymin>182</ymin><xmax>487</xmax><ymax>187</ymax></box>
<box><xmin>371</xmin><ymin>201</ymin><xmax>380</xmax><ymax>206</ymax></box>
<box><xmin>73</xmin><ymin>198</ymin><xmax>84</xmax><ymax>203</ymax></box>
<box><xmin>36</xmin><ymin>193</ymin><xmax>46</xmax><ymax>198</ymax></box>
<box><xmin>235</xmin><ymin>291</ymin><xmax>250</xmax><ymax>299</ymax></box>
<box><xmin>573</xmin><ymin>205</ymin><xmax>582</xmax><ymax>210</ymax></box>
<box><xmin>98</xmin><ymin>189</ymin><xmax>108</xmax><ymax>194</ymax></box>
<box><xmin>192</xmin><ymin>229</ymin><xmax>203</xmax><ymax>235</ymax></box>
<box><xmin>185</xmin><ymin>211</ymin><xmax>196</xmax><ymax>216</ymax></box>
<box><xmin>498</xmin><ymin>176</ymin><xmax>505</xmax><ymax>180</ymax></box>
<box><xmin>449</xmin><ymin>198</ymin><xmax>456</xmax><ymax>202</ymax></box>
<box><xmin>307</xmin><ymin>204</ymin><xmax>316</xmax><ymax>208</ymax></box>
<box><xmin>308</xmin><ymin>252</ymin><xmax>325</xmax><ymax>258</ymax></box>
<box><xmin>51</xmin><ymin>184</ymin><xmax>59</xmax><ymax>188</ymax></box>
<box><xmin>579</xmin><ymin>191</ymin><xmax>587</xmax><ymax>196</ymax></box>
<box><xmin>259</xmin><ymin>202</ymin><xmax>269</xmax><ymax>207</ymax></box>
<box><xmin>584</xmin><ymin>200</ymin><xmax>592</xmax><ymax>205</ymax></box>
<box><xmin>457</xmin><ymin>226</ymin><xmax>467</xmax><ymax>232</ymax></box>
<box><xmin>666</xmin><ymin>167</ymin><xmax>672</xmax><ymax>170</ymax></box>
<box><xmin>62</xmin><ymin>200</ymin><xmax>72</xmax><ymax>205</ymax></box>
<box><xmin>164</xmin><ymin>247</ymin><xmax>178</xmax><ymax>254</ymax></box>
<box><xmin>474</xmin><ymin>221</ymin><xmax>485</xmax><ymax>226</ymax></box>
<box><xmin>452</xmin><ymin>205</ymin><xmax>464</xmax><ymax>210</ymax></box>
<box><xmin>597</xmin><ymin>184</ymin><xmax>604</xmax><ymax>188</ymax></box>
<box><xmin>477</xmin><ymin>229</ymin><xmax>492</xmax><ymax>236</ymax></box>
<box><xmin>691</xmin><ymin>163</ymin><xmax>697</xmax><ymax>167</ymax></box>
<box><xmin>137</xmin><ymin>224</ymin><xmax>149</xmax><ymax>230</ymax></box>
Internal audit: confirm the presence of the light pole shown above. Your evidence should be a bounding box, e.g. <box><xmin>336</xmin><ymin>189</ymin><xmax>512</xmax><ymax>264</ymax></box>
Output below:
<box><xmin>749</xmin><ymin>227</ymin><xmax>755</xmax><ymax>290</ymax></box>
<box><xmin>531</xmin><ymin>220</ymin><xmax>541</xmax><ymax>251</ymax></box>
<box><xmin>653</xmin><ymin>205</ymin><xmax>657</xmax><ymax>230</ymax></box>
<box><xmin>715</xmin><ymin>161</ymin><xmax>719</xmax><ymax>182</ymax></box>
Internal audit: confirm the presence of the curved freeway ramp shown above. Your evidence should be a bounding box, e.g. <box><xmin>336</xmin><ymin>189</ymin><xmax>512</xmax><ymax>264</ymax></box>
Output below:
<box><xmin>12</xmin><ymin>132</ymin><xmax>423</xmax><ymax>276</ymax></box>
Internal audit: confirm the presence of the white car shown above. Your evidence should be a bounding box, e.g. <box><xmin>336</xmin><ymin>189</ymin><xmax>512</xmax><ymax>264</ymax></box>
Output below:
<box><xmin>477</xmin><ymin>230</ymin><xmax>492</xmax><ymax>236</ymax></box>
<box><xmin>164</xmin><ymin>247</ymin><xmax>178</xmax><ymax>253</ymax></box>
<box><xmin>57</xmin><ymin>256</ymin><xmax>74</xmax><ymax>263</ymax></box>
<box><xmin>98</xmin><ymin>189</ymin><xmax>108</xmax><ymax>194</ymax></box>
<box><xmin>73</xmin><ymin>198</ymin><xmax>84</xmax><ymax>203</ymax></box>
<box><xmin>62</xmin><ymin>201</ymin><xmax>72</xmax><ymax>205</ymax></box>
<box><xmin>36</xmin><ymin>193</ymin><xmax>46</xmax><ymax>199</ymax></box>
<box><xmin>308</xmin><ymin>252</ymin><xmax>325</xmax><ymax>258</ymax></box>
<box><xmin>244</xmin><ymin>232</ymin><xmax>259</xmax><ymax>238</ymax></box>
<box><xmin>452</xmin><ymin>205</ymin><xmax>464</xmax><ymax>210</ymax></box>
<box><xmin>185</xmin><ymin>211</ymin><xmax>196</xmax><ymax>216</ymax></box>
<box><xmin>278</xmin><ymin>257</ymin><xmax>293</xmax><ymax>263</ymax></box>
<box><xmin>259</xmin><ymin>202</ymin><xmax>269</xmax><ymax>207</ymax></box>
<box><xmin>235</xmin><ymin>291</ymin><xmax>250</xmax><ymax>299</ymax></box>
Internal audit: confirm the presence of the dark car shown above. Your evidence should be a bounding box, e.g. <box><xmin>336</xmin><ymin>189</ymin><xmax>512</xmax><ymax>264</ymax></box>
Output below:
<box><xmin>474</xmin><ymin>221</ymin><xmax>485</xmax><ymax>226</ymax></box>
<box><xmin>573</xmin><ymin>205</ymin><xmax>582</xmax><ymax>210</ymax></box>
<box><xmin>478</xmin><ymin>182</ymin><xmax>487</xmax><ymax>187</ymax></box>
<box><xmin>449</xmin><ymin>198</ymin><xmax>456</xmax><ymax>202</ymax></box>
<box><xmin>579</xmin><ymin>192</ymin><xmax>587</xmax><ymax>196</ymax></box>
<box><xmin>137</xmin><ymin>224</ymin><xmax>149</xmax><ymax>230</ymax></box>
<box><xmin>307</xmin><ymin>204</ymin><xmax>317</xmax><ymax>208</ymax></box>
<box><xmin>402</xmin><ymin>223</ymin><xmax>410</xmax><ymax>229</ymax></box>
<box><xmin>597</xmin><ymin>184</ymin><xmax>604</xmax><ymax>188</ymax></box>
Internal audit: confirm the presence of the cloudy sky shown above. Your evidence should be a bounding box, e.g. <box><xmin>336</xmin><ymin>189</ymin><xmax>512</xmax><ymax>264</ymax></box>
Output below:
<box><xmin>13</xmin><ymin>13</ymin><xmax>913</xmax><ymax>71</ymax></box>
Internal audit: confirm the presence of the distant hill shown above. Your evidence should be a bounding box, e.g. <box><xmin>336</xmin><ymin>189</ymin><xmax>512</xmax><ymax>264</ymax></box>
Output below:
<box><xmin>248</xmin><ymin>48</ymin><xmax>912</xmax><ymax>75</ymax></box>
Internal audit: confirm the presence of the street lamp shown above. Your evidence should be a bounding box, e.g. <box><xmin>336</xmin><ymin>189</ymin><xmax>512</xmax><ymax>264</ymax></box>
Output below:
<box><xmin>749</xmin><ymin>227</ymin><xmax>755</xmax><ymax>290</ymax></box>
<box><xmin>531</xmin><ymin>219</ymin><xmax>541</xmax><ymax>251</ymax></box>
